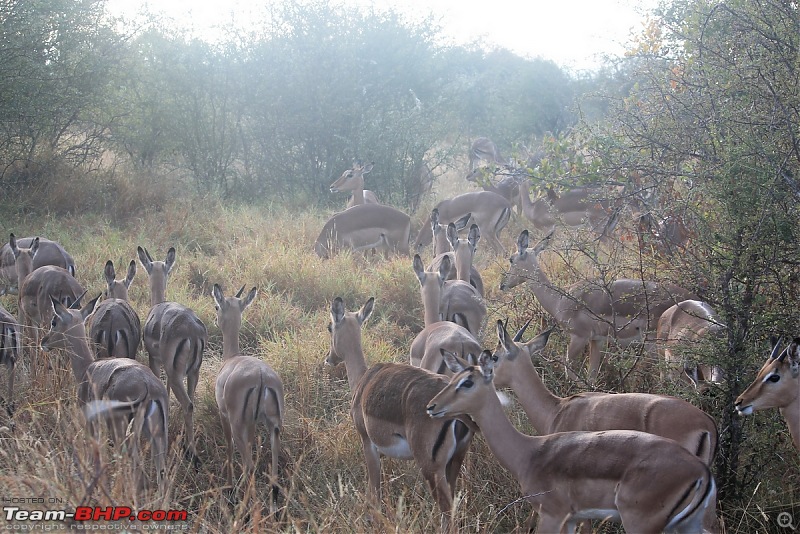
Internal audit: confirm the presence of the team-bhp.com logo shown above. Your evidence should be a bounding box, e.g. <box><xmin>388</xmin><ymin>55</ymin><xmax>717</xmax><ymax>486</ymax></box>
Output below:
<box><xmin>4</xmin><ymin>506</ymin><xmax>188</xmax><ymax>530</ymax></box>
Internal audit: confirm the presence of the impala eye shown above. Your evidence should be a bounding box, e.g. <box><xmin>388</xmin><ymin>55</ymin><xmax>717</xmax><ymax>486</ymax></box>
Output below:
<box><xmin>327</xmin><ymin>323</ymin><xmax>333</xmax><ymax>333</ymax></box>
<box><xmin>459</xmin><ymin>378</ymin><xmax>474</xmax><ymax>389</ymax></box>
<box><xmin>51</xmin><ymin>317</ymin><xmax>57</xmax><ymax>328</ymax></box>
<box><xmin>768</xmin><ymin>374</ymin><xmax>781</xmax><ymax>383</ymax></box>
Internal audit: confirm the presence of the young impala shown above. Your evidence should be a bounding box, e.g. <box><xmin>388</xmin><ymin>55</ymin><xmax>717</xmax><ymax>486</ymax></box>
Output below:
<box><xmin>427</xmin><ymin>351</ymin><xmax>716</xmax><ymax>533</ymax></box>
<box><xmin>41</xmin><ymin>295</ymin><xmax>168</xmax><ymax>492</ymax></box>
<box><xmin>138</xmin><ymin>246</ymin><xmax>206</xmax><ymax>467</ymax></box>
<box><xmin>325</xmin><ymin>296</ymin><xmax>475</xmax><ymax>528</ymax></box>
<box><xmin>212</xmin><ymin>283</ymin><xmax>284</xmax><ymax>515</ymax></box>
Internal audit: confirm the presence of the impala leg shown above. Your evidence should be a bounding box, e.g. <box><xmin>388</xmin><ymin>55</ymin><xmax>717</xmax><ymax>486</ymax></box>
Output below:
<box><xmin>269</xmin><ymin>425</ymin><xmax>281</xmax><ymax>517</ymax></box>
<box><xmin>170</xmin><ymin>378</ymin><xmax>198</xmax><ymax>467</ymax></box>
<box><xmin>565</xmin><ymin>336</ymin><xmax>587</xmax><ymax>382</ymax></box>
<box><xmin>6</xmin><ymin>360</ymin><xmax>14</xmax><ymax>415</ymax></box>
<box><xmin>220</xmin><ymin>414</ymin><xmax>234</xmax><ymax>488</ymax></box>
<box><xmin>587</xmin><ymin>339</ymin><xmax>603</xmax><ymax>385</ymax></box>
<box><xmin>361</xmin><ymin>439</ymin><xmax>382</xmax><ymax>508</ymax></box>
<box><xmin>424</xmin><ymin>471</ymin><xmax>454</xmax><ymax>532</ymax></box>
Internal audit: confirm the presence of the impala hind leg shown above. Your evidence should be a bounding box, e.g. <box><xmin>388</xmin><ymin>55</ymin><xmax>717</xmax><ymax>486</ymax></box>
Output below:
<box><xmin>268</xmin><ymin>425</ymin><xmax>281</xmax><ymax>516</ymax></box>
<box><xmin>170</xmin><ymin>376</ymin><xmax>199</xmax><ymax>468</ymax></box>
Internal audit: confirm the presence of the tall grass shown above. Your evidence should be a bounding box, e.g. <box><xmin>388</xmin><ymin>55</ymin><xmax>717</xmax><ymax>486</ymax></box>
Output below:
<box><xmin>0</xmin><ymin>178</ymin><xmax>797</xmax><ymax>533</ymax></box>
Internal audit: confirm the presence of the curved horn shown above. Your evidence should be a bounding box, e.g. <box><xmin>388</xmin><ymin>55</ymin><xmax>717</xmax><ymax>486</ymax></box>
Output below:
<box><xmin>514</xmin><ymin>317</ymin><xmax>534</xmax><ymax>342</ymax></box>
<box><xmin>235</xmin><ymin>285</ymin><xmax>246</xmax><ymax>298</ymax></box>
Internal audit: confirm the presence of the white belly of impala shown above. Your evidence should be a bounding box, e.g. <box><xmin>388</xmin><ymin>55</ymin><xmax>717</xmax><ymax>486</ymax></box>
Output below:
<box><xmin>377</xmin><ymin>437</ymin><xmax>413</xmax><ymax>459</ymax></box>
<box><xmin>571</xmin><ymin>509</ymin><xmax>621</xmax><ymax>522</ymax></box>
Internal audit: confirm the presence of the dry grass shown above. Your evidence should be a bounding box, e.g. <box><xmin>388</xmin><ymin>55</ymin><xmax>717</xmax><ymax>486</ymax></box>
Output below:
<box><xmin>0</xmin><ymin>179</ymin><xmax>797</xmax><ymax>532</ymax></box>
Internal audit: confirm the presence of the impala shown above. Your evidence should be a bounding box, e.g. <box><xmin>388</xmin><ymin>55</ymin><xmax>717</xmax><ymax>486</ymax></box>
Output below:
<box><xmin>0</xmin><ymin>235</ymin><xmax>75</xmax><ymax>295</ymax></box>
<box><xmin>427</xmin><ymin>215</ymin><xmax>484</xmax><ymax>296</ymax></box>
<box><xmin>213</xmin><ymin>284</ymin><xmax>284</xmax><ymax>515</ymax></box>
<box><xmin>500</xmin><ymin>229</ymin><xmax>695</xmax><ymax>383</ymax></box>
<box><xmin>464</xmin><ymin>167</ymin><xmax>520</xmax><ymax>213</ymax></box>
<box><xmin>88</xmin><ymin>260</ymin><xmax>141</xmax><ymax>359</ymax></box>
<box><xmin>41</xmin><ymin>295</ymin><xmax>168</xmax><ymax>491</ymax></box>
<box><xmin>413</xmin><ymin>191</ymin><xmax>512</xmax><ymax>256</ymax></box>
<box><xmin>637</xmin><ymin>211</ymin><xmax>694</xmax><ymax>256</ymax></box>
<box><xmin>0</xmin><ymin>304</ymin><xmax>20</xmax><ymax>409</ymax></box>
<box><xmin>414</xmin><ymin>252</ymin><xmax>485</xmax><ymax>339</ymax></box>
<box><xmin>12</xmin><ymin>234</ymin><xmax>85</xmax><ymax>379</ymax></box>
<box><xmin>518</xmin><ymin>182</ymin><xmax>619</xmax><ymax>239</ymax></box>
<box><xmin>329</xmin><ymin>161</ymin><xmax>379</xmax><ymax>208</ymax></box>
<box><xmin>494</xmin><ymin>319</ymin><xmax>720</xmax><ymax>531</ymax></box>
<box><xmin>657</xmin><ymin>300</ymin><xmax>726</xmax><ymax>389</ymax></box>
<box><xmin>735</xmin><ymin>337</ymin><xmax>800</xmax><ymax>451</ymax></box>
<box><xmin>138</xmin><ymin>246</ymin><xmax>207</xmax><ymax>466</ymax></box>
<box><xmin>314</xmin><ymin>204</ymin><xmax>411</xmax><ymax>259</ymax></box>
<box><xmin>468</xmin><ymin>137</ymin><xmax>504</xmax><ymax>171</ymax></box>
<box><xmin>427</xmin><ymin>350</ymin><xmax>716</xmax><ymax>534</ymax></box>
<box><xmin>325</xmin><ymin>296</ymin><xmax>475</xmax><ymax>525</ymax></box>
<box><xmin>409</xmin><ymin>254</ymin><xmax>482</xmax><ymax>374</ymax></box>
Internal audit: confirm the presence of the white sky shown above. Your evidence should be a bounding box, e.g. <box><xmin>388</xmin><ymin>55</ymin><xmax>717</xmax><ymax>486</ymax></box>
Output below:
<box><xmin>105</xmin><ymin>0</ymin><xmax>658</xmax><ymax>72</ymax></box>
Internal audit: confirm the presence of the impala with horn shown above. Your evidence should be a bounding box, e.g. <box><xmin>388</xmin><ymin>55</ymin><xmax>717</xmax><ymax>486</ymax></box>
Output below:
<box><xmin>325</xmin><ymin>296</ymin><xmax>475</xmax><ymax>527</ymax></box>
<box><xmin>494</xmin><ymin>319</ymin><xmax>720</xmax><ymax>531</ymax></box>
<box><xmin>88</xmin><ymin>260</ymin><xmax>141</xmax><ymax>360</ymax></box>
<box><xmin>213</xmin><ymin>283</ymin><xmax>284</xmax><ymax>515</ymax></box>
<box><xmin>427</xmin><ymin>350</ymin><xmax>716</xmax><ymax>533</ymax></box>
<box><xmin>329</xmin><ymin>161</ymin><xmax>379</xmax><ymax>208</ymax></box>
<box><xmin>138</xmin><ymin>245</ymin><xmax>206</xmax><ymax>467</ymax></box>
<box><xmin>500</xmin><ymin>229</ymin><xmax>695</xmax><ymax>383</ymax></box>
<box><xmin>314</xmin><ymin>204</ymin><xmax>411</xmax><ymax>259</ymax></box>
<box><xmin>41</xmin><ymin>295</ymin><xmax>168</xmax><ymax>491</ymax></box>
<box><xmin>736</xmin><ymin>337</ymin><xmax>800</xmax><ymax>452</ymax></box>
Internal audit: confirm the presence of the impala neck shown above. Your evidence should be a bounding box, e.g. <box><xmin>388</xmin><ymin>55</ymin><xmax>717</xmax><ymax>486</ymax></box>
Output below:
<box><xmin>350</xmin><ymin>177</ymin><xmax>365</xmax><ymax>205</ymax></box>
<box><xmin>471</xmin><ymin>388</ymin><xmax>534</xmax><ymax>484</ymax></box>
<box><xmin>453</xmin><ymin>248</ymin><xmax>472</xmax><ymax>283</ymax></box>
<box><xmin>64</xmin><ymin>323</ymin><xmax>94</xmax><ymax>385</ymax></box>
<box><xmin>222</xmin><ymin>327</ymin><xmax>240</xmax><ymax>360</ymax></box>
<box><xmin>149</xmin><ymin>278</ymin><xmax>166</xmax><ymax>306</ymax></box>
<box><xmin>524</xmin><ymin>257</ymin><xmax>568</xmax><ymax>321</ymax></box>
<box><xmin>507</xmin><ymin>356</ymin><xmax>561</xmax><ymax>433</ymax></box>
<box><xmin>421</xmin><ymin>279</ymin><xmax>442</xmax><ymax>327</ymax></box>
<box><xmin>780</xmin><ymin>399</ymin><xmax>800</xmax><ymax>450</ymax></box>
<box><xmin>343</xmin><ymin>339</ymin><xmax>368</xmax><ymax>391</ymax></box>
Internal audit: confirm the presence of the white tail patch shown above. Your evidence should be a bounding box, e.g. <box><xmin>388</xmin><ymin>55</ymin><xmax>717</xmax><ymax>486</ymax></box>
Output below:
<box><xmin>83</xmin><ymin>399</ymin><xmax>139</xmax><ymax>422</ymax></box>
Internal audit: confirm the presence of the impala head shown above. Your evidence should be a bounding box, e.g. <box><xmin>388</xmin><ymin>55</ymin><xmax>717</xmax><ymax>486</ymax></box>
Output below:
<box><xmin>104</xmin><ymin>259</ymin><xmax>136</xmax><ymax>300</ymax></box>
<box><xmin>413</xmin><ymin>253</ymin><xmax>449</xmax><ymax>325</ymax></box>
<box><xmin>137</xmin><ymin>246</ymin><xmax>175</xmax><ymax>305</ymax></box>
<box><xmin>9</xmin><ymin>233</ymin><xmax>39</xmax><ymax>280</ymax></box>
<box><xmin>427</xmin><ymin>350</ymin><xmax>496</xmax><ymax>419</ymax></box>
<box><xmin>422</xmin><ymin>209</ymin><xmax>471</xmax><ymax>255</ymax></box>
<box><xmin>41</xmin><ymin>293</ymin><xmax>102</xmax><ymax>352</ymax></box>
<box><xmin>329</xmin><ymin>161</ymin><xmax>374</xmax><ymax>194</ymax></box>
<box><xmin>212</xmin><ymin>283</ymin><xmax>257</xmax><ymax>333</ymax></box>
<box><xmin>735</xmin><ymin>337</ymin><xmax>800</xmax><ymax>416</ymax></box>
<box><xmin>448</xmin><ymin>223</ymin><xmax>480</xmax><ymax>261</ymax></box>
<box><xmin>325</xmin><ymin>296</ymin><xmax>374</xmax><ymax>367</ymax></box>
<box><xmin>493</xmin><ymin>319</ymin><xmax>554</xmax><ymax>388</ymax></box>
<box><xmin>499</xmin><ymin>229</ymin><xmax>554</xmax><ymax>291</ymax></box>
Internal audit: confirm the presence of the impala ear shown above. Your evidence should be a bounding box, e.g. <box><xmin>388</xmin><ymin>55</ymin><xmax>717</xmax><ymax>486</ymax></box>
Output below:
<box><xmin>517</xmin><ymin>230</ymin><xmax>529</xmax><ymax>256</ymax></box>
<box><xmin>49</xmin><ymin>295</ymin><xmax>70</xmax><ymax>320</ymax></box>
<box><xmin>441</xmin><ymin>349</ymin><xmax>468</xmax><ymax>374</ymax></box>
<box><xmin>453</xmin><ymin>212</ymin><xmax>471</xmax><ymax>231</ymax></box>
<box><xmin>125</xmin><ymin>260</ymin><xmax>136</xmax><ymax>287</ymax></box>
<box><xmin>331</xmin><ymin>297</ymin><xmax>345</xmax><ymax>324</ymax></box>
<box><xmin>212</xmin><ymin>283</ymin><xmax>225</xmax><ymax>308</ymax></box>
<box><xmin>242</xmin><ymin>287</ymin><xmax>257</xmax><ymax>309</ymax></box>
<box><xmin>446</xmin><ymin>222</ymin><xmax>458</xmax><ymax>250</ymax></box>
<box><xmin>468</xmin><ymin>224</ymin><xmax>480</xmax><ymax>247</ymax></box>
<box><xmin>104</xmin><ymin>260</ymin><xmax>116</xmax><ymax>287</ymax></box>
<box><xmin>357</xmin><ymin>297</ymin><xmax>375</xmax><ymax>325</ymax></box>
<box><xmin>477</xmin><ymin>350</ymin><xmax>496</xmax><ymax>380</ymax></box>
<box><xmin>413</xmin><ymin>254</ymin><xmax>426</xmax><ymax>285</ymax></box>
<box><xmin>81</xmin><ymin>294</ymin><xmax>103</xmax><ymax>322</ymax></box>
<box><xmin>496</xmin><ymin>319</ymin><xmax>513</xmax><ymax>351</ymax></box>
<box><xmin>525</xmin><ymin>327</ymin><xmax>555</xmax><ymax>356</ymax></box>
<box><xmin>439</xmin><ymin>254</ymin><xmax>451</xmax><ymax>280</ymax></box>
<box><xmin>362</xmin><ymin>162</ymin><xmax>374</xmax><ymax>174</ymax></box>
<box><xmin>30</xmin><ymin>237</ymin><xmax>39</xmax><ymax>258</ymax></box>
<box><xmin>164</xmin><ymin>247</ymin><xmax>176</xmax><ymax>274</ymax></box>
<box><xmin>137</xmin><ymin>246</ymin><xmax>153</xmax><ymax>274</ymax></box>
<box><xmin>788</xmin><ymin>339</ymin><xmax>800</xmax><ymax>378</ymax></box>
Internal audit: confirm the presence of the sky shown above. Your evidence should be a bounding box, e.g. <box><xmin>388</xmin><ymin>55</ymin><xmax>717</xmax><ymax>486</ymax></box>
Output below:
<box><xmin>105</xmin><ymin>0</ymin><xmax>658</xmax><ymax>72</ymax></box>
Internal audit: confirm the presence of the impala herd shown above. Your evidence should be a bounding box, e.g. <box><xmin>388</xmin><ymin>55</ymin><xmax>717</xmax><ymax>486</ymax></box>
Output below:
<box><xmin>0</xmin><ymin>141</ymin><xmax>796</xmax><ymax>533</ymax></box>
